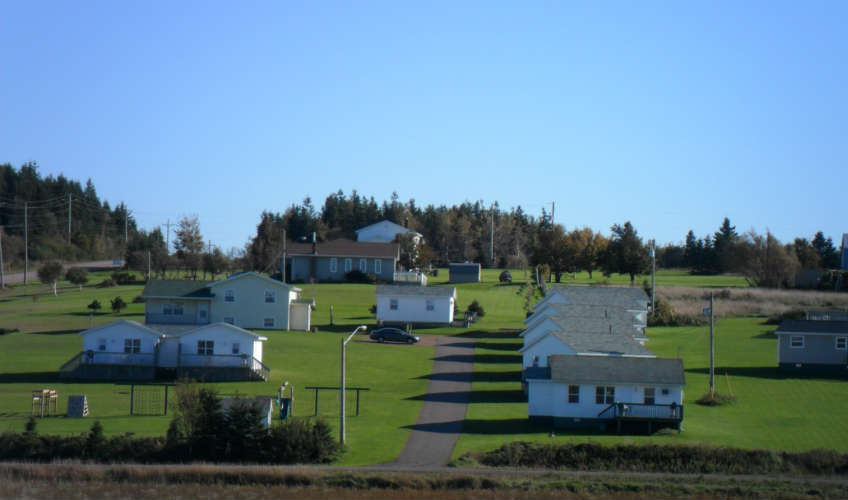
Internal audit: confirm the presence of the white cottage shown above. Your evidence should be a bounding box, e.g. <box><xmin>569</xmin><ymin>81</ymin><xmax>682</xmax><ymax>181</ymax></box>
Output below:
<box><xmin>376</xmin><ymin>285</ymin><xmax>456</xmax><ymax>325</ymax></box>
<box><xmin>356</xmin><ymin>219</ymin><xmax>422</xmax><ymax>244</ymax></box>
<box><xmin>520</xmin><ymin>329</ymin><xmax>655</xmax><ymax>370</ymax></box>
<box><xmin>79</xmin><ymin>320</ymin><xmax>162</xmax><ymax>366</ymax></box>
<box><xmin>525</xmin><ymin>355</ymin><xmax>685</xmax><ymax>432</ymax></box>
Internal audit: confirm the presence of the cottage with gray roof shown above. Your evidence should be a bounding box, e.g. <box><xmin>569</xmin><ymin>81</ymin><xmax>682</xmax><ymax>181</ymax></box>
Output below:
<box><xmin>774</xmin><ymin>320</ymin><xmax>848</xmax><ymax>374</ymax></box>
<box><xmin>525</xmin><ymin>355</ymin><xmax>685</xmax><ymax>432</ymax></box>
<box><xmin>520</xmin><ymin>327</ymin><xmax>655</xmax><ymax>370</ymax></box>
<box><xmin>376</xmin><ymin>284</ymin><xmax>456</xmax><ymax>325</ymax></box>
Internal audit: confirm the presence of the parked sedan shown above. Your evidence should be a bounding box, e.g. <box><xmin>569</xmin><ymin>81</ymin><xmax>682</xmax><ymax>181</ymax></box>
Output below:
<box><xmin>370</xmin><ymin>327</ymin><xmax>420</xmax><ymax>344</ymax></box>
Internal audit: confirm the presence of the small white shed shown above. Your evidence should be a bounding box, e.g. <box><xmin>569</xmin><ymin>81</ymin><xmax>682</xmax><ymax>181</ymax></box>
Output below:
<box><xmin>376</xmin><ymin>285</ymin><xmax>456</xmax><ymax>325</ymax></box>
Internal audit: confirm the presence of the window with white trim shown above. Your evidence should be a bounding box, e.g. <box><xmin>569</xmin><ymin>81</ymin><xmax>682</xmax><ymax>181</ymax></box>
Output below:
<box><xmin>374</xmin><ymin>259</ymin><xmax>382</xmax><ymax>274</ymax></box>
<box><xmin>426</xmin><ymin>300</ymin><xmax>434</xmax><ymax>311</ymax></box>
<box><xmin>265</xmin><ymin>291</ymin><xmax>276</xmax><ymax>303</ymax></box>
<box><xmin>390</xmin><ymin>299</ymin><xmax>398</xmax><ymax>310</ymax></box>
<box><xmin>224</xmin><ymin>290</ymin><xmax>235</xmax><ymax>303</ymax></box>
<box><xmin>595</xmin><ymin>386</ymin><xmax>615</xmax><ymax>405</ymax></box>
<box><xmin>836</xmin><ymin>337</ymin><xmax>847</xmax><ymax>350</ymax></box>
<box><xmin>360</xmin><ymin>259</ymin><xmax>367</xmax><ymax>272</ymax></box>
<box><xmin>790</xmin><ymin>336</ymin><xmax>805</xmax><ymax>348</ymax></box>
<box><xmin>224</xmin><ymin>317</ymin><xmax>235</xmax><ymax>325</ymax></box>
<box><xmin>232</xmin><ymin>343</ymin><xmax>240</xmax><ymax>355</ymax></box>
<box><xmin>124</xmin><ymin>338</ymin><xmax>141</xmax><ymax>354</ymax></box>
<box><xmin>568</xmin><ymin>385</ymin><xmax>579</xmax><ymax>403</ymax></box>
<box><xmin>197</xmin><ymin>340</ymin><xmax>214</xmax><ymax>355</ymax></box>
<box><xmin>644</xmin><ymin>387</ymin><xmax>656</xmax><ymax>405</ymax></box>
<box><xmin>264</xmin><ymin>317</ymin><xmax>275</xmax><ymax>328</ymax></box>
<box><xmin>344</xmin><ymin>258</ymin><xmax>352</xmax><ymax>272</ymax></box>
<box><xmin>173</xmin><ymin>302</ymin><xmax>184</xmax><ymax>315</ymax></box>
<box><xmin>330</xmin><ymin>258</ymin><xmax>338</xmax><ymax>273</ymax></box>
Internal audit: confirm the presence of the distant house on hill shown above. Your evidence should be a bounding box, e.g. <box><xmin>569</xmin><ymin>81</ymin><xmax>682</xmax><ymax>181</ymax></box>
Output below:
<box><xmin>286</xmin><ymin>239</ymin><xmax>399</xmax><ymax>283</ymax></box>
<box><xmin>376</xmin><ymin>284</ymin><xmax>456</xmax><ymax>325</ymax></box>
<box><xmin>524</xmin><ymin>355</ymin><xmax>685</xmax><ymax>433</ymax></box>
<box><xmin>355</xmin><ymin>219</ymin><xmax>422</xmax><ymax>244</ymax></box>
<box><xmin>141</xmin><ymin>271</ymin><xmax>308</xmax><ymax>331</ymax></box>
<box><xmin>773</xmin><ymin>319</ymin><xmax>848</xmax><ymax>374</ymax></box>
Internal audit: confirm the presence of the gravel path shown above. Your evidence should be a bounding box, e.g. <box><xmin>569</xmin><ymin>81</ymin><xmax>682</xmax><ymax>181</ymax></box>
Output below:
<box><xmin>390</xmin><ymin>335</ymin><xmax>475</xmax><ymax>467</ymax></box>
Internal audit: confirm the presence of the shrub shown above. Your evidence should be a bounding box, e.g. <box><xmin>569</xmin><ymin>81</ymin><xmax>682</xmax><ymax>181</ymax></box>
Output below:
<box><xmin>499</xmin><ymin>270</ymin><xmax>512</xmax><ymax>283</ymax></box>
<box><xmin>110</xmin><ymin>272</ymin><xmax>136</xmax><ymax>285</ymax></box>
<box><xmin>97</xmin><ymin>278</ymin><xmax>116</xmax><ymax>288</ymax></box>
<box><xmin>111</xmin><ymin>296</ymin><xmax>127</xmax><ymax>314</ymax></box>
<box><xmin>87</xmin><ymin>300</ymin><xmax>102</xmax><ymax>314</ymax></box>
<box><xmin>369</xmin><ymin>304</ymin><xmax>377</xmax><ymax>314</ymax></box>
<box><xmin>467</xmin><ymin>299</ymin><xmax>486</xmax><ymax>318</ymax></box>
<box><xmin>132</xmin><ymin>295</ymin><xmax>145</xmax><ymax>303</ymax></box>
<box><xmin>65</xmin><ymin>268</ymin><xmax>88</xmax><ymax>286</ymax></box>
<box><xmin>345</xmin><ymin>270</ymin><xmax>376</xmax><ymax>284</ymax></box>
<box><xmin>648</xmin><ymin>298</ymin><xmax>706</xmax><ymax>327</ymax></box>
<box><xmin>763</xmin><ymin>308</ymin><xmax>807</xmax><ymax>325</ymax></box>
<box><xmin>267</xmin><ymin>418</ymin><xmax>340</xmax><ymax>464</ymax></box>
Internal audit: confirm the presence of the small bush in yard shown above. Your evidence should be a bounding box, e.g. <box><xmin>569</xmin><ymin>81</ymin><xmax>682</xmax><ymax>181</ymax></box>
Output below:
<box><xmin>467</xmin><ymin>299</ymin><xmax>486</xmax><ymax>318</ymax></box>
<box><xmin>499</xmin><ymin>270</ymin><xmax>512</xmax><ymax>283</ymax></box>
<box><xmin>345</xmin><ymin>270</ymin><xmax>376</xmax><ymax>284</ymax></box>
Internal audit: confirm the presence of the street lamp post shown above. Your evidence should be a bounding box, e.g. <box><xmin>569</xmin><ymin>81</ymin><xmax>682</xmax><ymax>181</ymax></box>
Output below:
<box><xmin>340</xmin><ymin>325</ymin><xmax>367</xmax><ymax>446</ymax></box>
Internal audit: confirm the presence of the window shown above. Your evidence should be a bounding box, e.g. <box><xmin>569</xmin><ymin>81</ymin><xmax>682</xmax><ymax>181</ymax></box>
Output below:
<box><xmin>232</xmin><ymin>343</ymin><xmax>240</xmax><ymax>355</ymax></box>
<box><xmin>344</xmin><ymin>258</ymin><xmax>352</xmax><ymax>273</ymax></box>
<box><xmin>390</xmin><ymin>299</ymin><xmax>398</xmax><ymax>310</ymax></box>
<box><xmin>790</xmin><ymin>336</ymin><xmax>805</xmax><ymax>348</ymax></box>
<box><xmin>330</xmin><ymin>258</ymin><xmax>338</xmax><ymax>273</ymax></box>
<box><xmin>224</xmin><ymin>290</ymin><xmax>235</xmax><ymax>303</ymax></box>
<box><xmin>173</xmin><ymin>302</ymin><xmax>184</xmax><ymax>316</ymax></box>
<box><xmin>264</xmin><ymin>317</ymin><xmax>275</xmax><ymax>328</ymax></box>
<box><xmin>661</xmin><ymin>388</ymin><xmax>670</xmax><ymax>396</ymax></box>
<box><xmin>124</xmin><ymin>338</ymin><xmax>141</xmax><ymax>354</ymax></box>
<box><xmin>568</xmin><ymin>385</ymin><xmax>579</xmax><ymax>403</ymax></box>
<box><xmin>224</xmin><ymin>317</ymin><xmax>235</xmax><ymax>325</ymax></box>
<box><xmin>265</xmin><ymin>291</ymin><xmax>276</xmax><ymax>303</ymax></box>
<box><xmin>163</xmin><ymin>303</ymin><xmax>173</xmax><ymax>315</ymax></box>
<box><xmin>197</xmin><ymin>340</ymin><xmax>214</xmax><ymax>355</ymax></box>
<box><xmin>644</xmin><ymin>387</ymin><xmax>656</xmax><ymax>405</ymax></box>
<box><xmin>360</xmin><ymin>258</ymin><xmax>367</xmax><ymax>272</ymax></box>
<box><xmin>836</xmin><ymin>337</ymin><xmax>847</xmax><ymax>350</ymax></box>
<box><xmin>374</xmin><ymin>259</ymin><xmax>382</xmax><ymax>274</ymax></box>
<box><xmin>98</xmin><ymin>338</ymin><xmax>107</xmax><ymax>351</ymax></box>
<box><xmin>595</xmin><ymin>386</ymin><xmax>615</xmax><ymax>405</ymax></box>
<box><xmin>426</xmin><ymin>300</ymin><xmax>434</xmax><ymax>311</ymax></box>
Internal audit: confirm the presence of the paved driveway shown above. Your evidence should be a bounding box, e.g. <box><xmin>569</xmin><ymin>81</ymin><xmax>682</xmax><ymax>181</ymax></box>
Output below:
<box><xmin>391</xmin><ymin>335</ymin><xmax>474</xmax><ymax>467</ymax></box>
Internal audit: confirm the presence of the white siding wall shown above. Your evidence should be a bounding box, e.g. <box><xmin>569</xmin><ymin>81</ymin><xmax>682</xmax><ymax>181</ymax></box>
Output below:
<box><xmin>209</xmin><ymin>275</ymin><xmax>290</xmax><ymax>330</ymax></box>
<box><xmin>179</xmin><ymin>325</ymin><xmax>260</xmax><ymax>366</ymax></box>
<box><xmin>82</xmin><ymin>325</ymin><xmax>159</xmax><ymax>354</ymax></box>
<box><xmin>527</xmin><ymin>381</ymin><xmax>684</xmax><ymax>418</ymax></box>
<box><xmin>522</xmin><ymin>335</ymin><xmax>576</xmax><ymax>368</ymax></box>
<box><xmin>376</xmin><ymin>295</ymin><xmax>454</xmax><ymax>324</ymax></box>
<box><xmin>253</xmin><ymin>339</ymin><xmax>264</xmax><ymax>363</ymax></box>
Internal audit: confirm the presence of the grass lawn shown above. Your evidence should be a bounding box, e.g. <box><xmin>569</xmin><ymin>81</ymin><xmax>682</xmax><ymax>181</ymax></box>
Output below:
<box><xmin>453</xmin><ymin>316</ymin><xmax>848</xmax><ymax>459</ymax></box>
<box><xmin>3</xmin><ymin>266</ymin><xmax>840</xmax><ymax>467</ymax></box>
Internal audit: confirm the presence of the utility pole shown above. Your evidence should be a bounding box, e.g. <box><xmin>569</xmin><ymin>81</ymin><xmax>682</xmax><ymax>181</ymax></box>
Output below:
<box><xmin>24</xmin><ymin>201</ymin><xmax>28</xmax><ymax>285</ymax></box>
<box><xmin>0</xmin><ymin>227</ymin><xmax>5</xmax><ymax>288</ymax></box>
<box><xmin>490</xmin><ymin>207</ymin><xmax>494</xmax><ymax>267</ymax></box>
<box><xmin>551</xmin><ymin>201</ymin><xmax>555</xmax><ymax>225</ymax></box>
<box><xmin>281</xmin><ymin>229</ymin><xmax>287</xmax><ymax>283</ymax></box>
<box><xmin>147</xmin><ymin>250</ymin><xmax>151</xmax><ymax>281</ymax></box>
<box><xmin>650</xmin><ymin>240</ymin><xmax>656</xmax><ymax>314</ymax></box>
<box><xmin>68</xmin><ymin>194</ymin><xmax>72</xmax><ymax>244</ymax></box>
<box><xmin>709</xmin><ymin>292</ymin><xmax>715</xmax><ymax>396</ymax></box>
<box><xmin>340</xmin><ymin>325</ymin><xmax>367</xmax><ymax>446</ymax></box>
<box><xmin>164</xmin><ymin>219</ymin><xmax>171</xmax><ymax>255</ymax></box>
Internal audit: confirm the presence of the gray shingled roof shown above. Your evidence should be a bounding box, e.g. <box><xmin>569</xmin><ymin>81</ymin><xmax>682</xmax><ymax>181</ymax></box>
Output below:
<box><xmin>141</xmin><ymin>280</ymin><xmax>214</xmax><ymax>299</ymax></box>
<box><xmin>546</xmin><ymin>285</ymin><xmax>648</xmax><ymax>308</ymax></box>
<box><xmin>287</xmin><ymin>239</ymin><xmax>399</xmax><ymax>258</ymax></box>
<box><xmin>548</xmin><ymin>355</ymin><xmax>685</xmax><ymax>385</ymax></box>
<box><xmin>548</xmin><ymin>303</ymin><xmax>643</xmax><ymax>322</ymax></box>
<box><xmin>376</xmin><ymin>284</ymin><xmax>456</xmax><ymax>298</ymax></box>
<box><xmin>549</xmin><ymin>315</ymin><xmax>645</xmax><ymax>338</ymax></box>
<box><xmin>775</xmin><ymin>320</ymin><xmax>848</xmax><ymax>336</ymax></box>
<box><xmin>549</xmin><ymin>330</ymin><xmax>655</xmax><ymax>357</ymax></box>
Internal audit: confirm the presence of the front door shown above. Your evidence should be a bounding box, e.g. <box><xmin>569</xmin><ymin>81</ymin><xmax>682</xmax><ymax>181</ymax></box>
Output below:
<box><xmin>197</xmin><ymin>303</ymin><xmax>209</xmax><ymax>324</ymax></box>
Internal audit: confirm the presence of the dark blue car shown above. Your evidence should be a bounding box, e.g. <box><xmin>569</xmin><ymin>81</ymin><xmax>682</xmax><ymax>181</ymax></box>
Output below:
<box><xmin>370</xmin><ymin>327</ymin><xmax>420</xmax><ymax>344</ymax></box>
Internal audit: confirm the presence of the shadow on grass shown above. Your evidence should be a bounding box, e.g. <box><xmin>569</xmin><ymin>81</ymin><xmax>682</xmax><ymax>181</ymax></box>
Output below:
<box><xmin>752</xmin><ymin>331</ymin><xmax>777</xmax><ymax>339</ymax></box>
<box><xmin>474</xmin><ymin>341</ymin><xmax>523</xmax><ymax>351</ymax></box>
<box><xmin>68</xmin><ymin>312</ymin><xmax>110</xmax><ymax>317</ymax></box>
<box><xmin>405</xmin><ymin>389</ymin><xmax>524</xmax><ymax>404</ymax></box>
<box><xmin>415</xmin><ymin>370</ymin><xmax>521</xmax><ymax>383</ymax></box>
<box><xmin>455</xmin><ymin>330</ymin><xmax>521</xmax><ymax>340</ymax></box>
<box><xmin>403</xmin><ymin>418</ymin><xmax>540</xmax><ymax>435</ymax></box>
<box><xmin>0</xmin><ymin>371</ymin><xmax>64</xmax><ymax>383</ymax></box>
<box><xmin>432</xmin><ymin>352</ymin><xmax>519</xmax><ymax>364</ymax></box>
<box><xmin>29</xmin><ymin>329</ymin><xmax>83</xmax><ymax>336</ymax></box>
<box><xmin>685</xmin><ymin>366</ymin><xmax>848</xmax><ymax>380</ymax></box>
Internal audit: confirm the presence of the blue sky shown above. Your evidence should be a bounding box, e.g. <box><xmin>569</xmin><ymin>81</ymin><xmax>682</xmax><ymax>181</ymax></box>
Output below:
<box><xmin>2</xmin><ymin>1</ymin><xmax>845</xmax><ymax>252</ymax></box>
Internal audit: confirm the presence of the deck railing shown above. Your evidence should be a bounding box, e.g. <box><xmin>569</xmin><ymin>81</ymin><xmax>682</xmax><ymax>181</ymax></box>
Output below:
<box><xmin>598</xmin><ymin>402</ymin><xmax>683</xmax><ymax>421</ymax></box>
<box><xmin>393</xmin><ymin>271</ymin><xmax>427</xmax><ymax>286</ymax></box>
<box><xmin>179</xmin><ymin>354</ymin><xmax>270</xmax><ymax>380</ymax></box>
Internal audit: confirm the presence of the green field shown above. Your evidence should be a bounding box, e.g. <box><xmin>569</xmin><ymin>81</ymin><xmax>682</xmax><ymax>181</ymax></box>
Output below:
<box><xmin>1</xmin><ymin>267</ymin><xmax>844</xmax><ymax>467</ymax></box>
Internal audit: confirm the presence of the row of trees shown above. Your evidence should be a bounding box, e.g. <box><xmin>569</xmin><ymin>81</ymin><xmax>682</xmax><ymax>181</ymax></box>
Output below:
<box><xmin>0</xmin><ymin>162</ymin><xmax>136</xmax><ymax>267</ymax></box>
